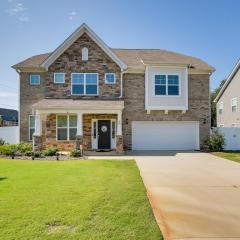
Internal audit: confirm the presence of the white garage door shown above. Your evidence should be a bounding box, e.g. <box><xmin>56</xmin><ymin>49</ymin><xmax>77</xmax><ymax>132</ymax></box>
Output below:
<box><xmin>132</xmin><ymin>121</ymin><xmax>199</xmax><ymax>150</ymax></box>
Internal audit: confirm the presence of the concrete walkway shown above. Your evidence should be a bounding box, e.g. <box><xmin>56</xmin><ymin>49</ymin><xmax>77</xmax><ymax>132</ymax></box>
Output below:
<box><xmin>135</xmin><ymin>152</ymin><xmax>240</xmax><ymax>240</ymax></box>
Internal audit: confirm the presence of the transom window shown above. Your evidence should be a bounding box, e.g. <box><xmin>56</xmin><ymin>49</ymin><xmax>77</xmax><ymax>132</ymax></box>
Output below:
<box><xmin>30</xmin><ymin>74</ymin><xmax>40</xmax><ymax>85</ymax></box>
<box><xmin>105</xmin><ymin>73</ymin><xmax>116</xmax><ymax>84</ymax></box>
<box><xmin>154</xmin><ymin>74</ymin><xmax>180</xmax><ymax>96</ymax></box>
<box><xmin>71</xmin><ymin>73</ymin><xmax>98</xmax><ymax>95</ymax></box>
<box><xmin>231</xmin><ymin>98</ymin><xmax>237</xmax><ymax>112</ymax></box>
<box><xmin>54</xmin><ymin>73</ymin><xmax>65</xmax><ymax>83</ymax></box>
<box><xmin>57</xmin><ymin>115</ymin><xmax>77</xmax><ymax>141</ymax></box>
<box><xmin>219</xmin><ymin>102</ymin><xmax>223</xmax><ymax>115</ymax></box>
<box><xmin>29</xmin><ymin>115</ymin><xmax>35</xmax><ymax>140</ymax></box>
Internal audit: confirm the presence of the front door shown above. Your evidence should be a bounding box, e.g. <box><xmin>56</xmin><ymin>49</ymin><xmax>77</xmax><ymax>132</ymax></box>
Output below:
<box><xmin>98</xmin><ymin>120</ymin><xmax>111</xmax><ymax>149</ymax></box>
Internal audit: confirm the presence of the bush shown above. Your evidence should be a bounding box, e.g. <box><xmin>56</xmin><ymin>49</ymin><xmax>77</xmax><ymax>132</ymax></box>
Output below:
<box><xmin>0</xmin><ymin>144</ymin><xmax>17</xmax><ymax>156</ymax></box>
<box><xmin>43</xmin><ymin>147</ymin><xmax>58</xmax><ymax>156</ymax></box>
<box><xmin>0</xmin><ymin>138</ymin><xmax>5</xmax><ymax>145</ymax></box>
<box><xmin>70</xmin><ymin>149</ymin><xmax>81</xmax><ymax>157</ymax></box>
<box><xmin>207</xmin><ymin>130</ymin><xmax>225</xmax><ymax>151</ymax></box>
<box><xmin>17</xmin><ymin>142</ymin><xmax>32</xmax><ymax>154</ymax></box>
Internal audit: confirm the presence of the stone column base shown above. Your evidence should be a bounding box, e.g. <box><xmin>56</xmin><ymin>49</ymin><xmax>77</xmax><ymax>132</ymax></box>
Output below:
<box><xmin>33</xmin><ymin>135</ymin><xmax>43</xmax><ymax>151</ymax></box>
<box><xmin>116</xmin><ymin>135</ymin><xmax>124</xmax><ymax>153</ymax></box>
<box><xmin>76</xmin><ymin>135</ymin><xmax>83</xmax><ymax>150</ymax></box>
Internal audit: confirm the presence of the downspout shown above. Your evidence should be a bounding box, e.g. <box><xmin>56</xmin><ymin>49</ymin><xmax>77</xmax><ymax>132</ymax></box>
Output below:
<box><xmin>119</xmin><ymin>68</ymin><xmax>128</xmax><ymax>99</ymax></box>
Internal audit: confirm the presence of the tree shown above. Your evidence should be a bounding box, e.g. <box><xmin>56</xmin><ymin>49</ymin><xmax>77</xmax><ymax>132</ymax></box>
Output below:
<box><xmin>211</xmin><ymin>79</ymin><xmax>226</xmax><ymax>127</ymax></box>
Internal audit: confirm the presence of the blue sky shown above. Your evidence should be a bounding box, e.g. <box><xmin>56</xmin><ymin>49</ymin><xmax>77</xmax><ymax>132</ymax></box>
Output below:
<box><xmin>0</xmin><ymin>0</ymin><xmax>240</xmax><ymax>110</ymax></box>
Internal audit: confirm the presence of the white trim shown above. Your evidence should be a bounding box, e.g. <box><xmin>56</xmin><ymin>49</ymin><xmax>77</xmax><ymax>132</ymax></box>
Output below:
<box><xmin>30</xmin><ymin>74</ymin><xmax>40</xmax><ymax>85</ymax></box>
<box><xmin>71</xmin><ymin>73</ymin><xmax>99</xmax><ymax>96</ymax></box>
<box><xmin>105</xmin><ymin>73</ymin><xmax>116</xmax><ymax>84</ymax></box>
<box><xmin>36</xmin><ymin>109</ymin><xmax>123</xmax><ymax>114</ymax></box>
<box><xmin>41</xmin><ymin>23</ymin><xmax>127</xmax><ymax>70</ymax></box>
<box><xmin>152</xmin><ymin>73</ymin><xmax>181</xmax><ymax>97</ymax></box>
<box><xmin>54</xmin><ymin>72</ymin><xmax>65</xmax><ymax>84</ymax></box>
<box><xmin>215</xmin><ymin>58</ymin><xmax>240</xmax><ymax>102</ymax></box>
<box><xmin>145</xmin><ymin>66</ymin><xmax>149</xmax><ymax>109</ymax></box>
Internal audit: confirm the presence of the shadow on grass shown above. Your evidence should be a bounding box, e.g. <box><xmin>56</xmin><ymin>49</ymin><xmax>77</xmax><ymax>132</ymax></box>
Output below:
<box><xmin>0</xmin><ymin>177</ymin><xmax>7</xmax><ymax>181</ymax></box>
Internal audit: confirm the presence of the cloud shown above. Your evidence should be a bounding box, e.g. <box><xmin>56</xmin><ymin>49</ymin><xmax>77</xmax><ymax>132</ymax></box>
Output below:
<box><xmin>6</xmin><ymin>2</ymin><xmax>30</xmax><ymax>22</ymax></box>
<box><xmin>69</xmin><ymin>11</ymin><xmax>77</xmax><ymax>20</ymax></box>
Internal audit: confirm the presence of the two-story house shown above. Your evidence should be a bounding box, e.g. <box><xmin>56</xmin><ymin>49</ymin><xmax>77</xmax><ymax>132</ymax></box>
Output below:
<box><xmin>12</xmin><ymin>23</ymin><xmax>214</xmax><ymax>152</ymax></box>
<box><xmin>215</xmin><ymin>59</ymin><xmax>240</xmax><ymax>127</ymax></box>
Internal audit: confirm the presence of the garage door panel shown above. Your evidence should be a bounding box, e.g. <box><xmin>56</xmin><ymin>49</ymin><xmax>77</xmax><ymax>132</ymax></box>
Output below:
<box><xmin>132</xmin><ymin>121</ymin><xmax>199</xmax><ymax>150</ymax></box>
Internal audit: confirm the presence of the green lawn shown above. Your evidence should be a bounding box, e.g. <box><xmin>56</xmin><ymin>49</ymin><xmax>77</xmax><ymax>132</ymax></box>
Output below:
<box><xmin>0</xmin><ymin>159</ymin><xmax>162</xmax><ymax>240</ymax></box>
<box><xmin>213</xmin><ymin>151</ymin><xmax>240</xmax><ymax>163</ymax></box>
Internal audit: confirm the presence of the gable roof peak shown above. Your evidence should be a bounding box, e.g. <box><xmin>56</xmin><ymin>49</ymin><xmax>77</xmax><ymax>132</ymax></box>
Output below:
<box><xmin>41</xmin><ymin>23</ymin><xmax>127</xmax><ymax>70</ymax></box>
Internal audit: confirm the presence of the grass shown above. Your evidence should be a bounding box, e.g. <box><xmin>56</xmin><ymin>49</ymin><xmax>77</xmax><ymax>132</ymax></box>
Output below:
<box><xmin>212</xmin><ymin>151</ymin><xmax>240</xmax><ymax>163</ymax></box>
<box><xmin>0</xmin><ymin>158</ymin><xmax>162</xmax><ymax>240</ymax></box>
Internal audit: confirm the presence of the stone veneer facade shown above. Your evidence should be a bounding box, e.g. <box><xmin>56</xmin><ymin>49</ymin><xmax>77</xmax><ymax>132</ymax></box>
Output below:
<box><xmin>19</xmin><ymin>32</ymin><xmax>210</xmax><ymax>152</ymax></box>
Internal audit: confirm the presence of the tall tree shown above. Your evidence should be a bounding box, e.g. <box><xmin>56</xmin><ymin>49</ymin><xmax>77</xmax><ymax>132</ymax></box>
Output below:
<box><xmin>211</xmin><ymin>79</ymin><xmax>226</xmax><ymax>127</ymax></box>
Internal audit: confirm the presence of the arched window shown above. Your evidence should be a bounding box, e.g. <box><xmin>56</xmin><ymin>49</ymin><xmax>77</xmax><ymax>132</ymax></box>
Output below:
<box><xmin>82</xmin><ymin>47</ymin><xmax>88</xmax><ymax>61</ymax></box>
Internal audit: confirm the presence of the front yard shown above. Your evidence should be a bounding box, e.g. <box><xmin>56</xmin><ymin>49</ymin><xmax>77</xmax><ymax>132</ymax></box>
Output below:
<box><xmin>0</xmin><ymin>159</ymin><xmax>162</xmax><ymax>240</ymax></box>
<box><xmin>213</xmin><ymin>151</ymin><xmax>240</xmax><ymax>163</ymax></box>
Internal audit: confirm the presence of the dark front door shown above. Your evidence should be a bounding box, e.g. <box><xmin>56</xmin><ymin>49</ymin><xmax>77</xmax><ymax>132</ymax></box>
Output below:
<box><xmin>98</xmin><ymin>120</ymin><xmax>111</xmax><ymax>149</ymax></box>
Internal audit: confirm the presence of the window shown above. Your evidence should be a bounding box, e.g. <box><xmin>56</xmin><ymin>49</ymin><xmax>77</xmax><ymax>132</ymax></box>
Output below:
<box><xmin>71</xmin><ymin>73</ymin><xmax>98</xmax><ymax>95</ymax></box>
<box><xmin>29</xmin><ymin>115</ymin><xmax>35</xmax><ymax>140</ymax></box>
<box><xmin>231</xmin><ymin>98</ymin><xmax>237</xmax><ymax>112</ymax></box>
<box><xmin>112</xmin><ymin>121</ymin><xmax>116</xmax><ymax>139</ymax></box>
<box><xmin>30</xmin><ymin>74</ymin><xmax>40</xmax><ymax>85</ymax></box>
<box><xmin>154</xmin><ymin>74</ymin><xmax>180</xmax><ymax>96</ymax></box>
<box><xmin>93</xmin><ymin>121</ymin><xmax>97</xmax><ymax>139</ymax></box>
<box><xmin>57</xmin><ymin>115</ymin><xmax>77</xmax><ymax>141</ymax></box>
<box><xmin>105</xmin><ymin>73</ymin><xmax>116</xmax><ymax>84</ymax></box>
<box><xmin>219</xmin><ymin>102</ymin><xmax>223</xmax><ymax>115</ymax></box>
<box><xmin>54</xmin><ymin>73</ymin><xmax>65</xmax><ymax>83</ymax></box>
<box><xmin>82</xmin><ymin>47</ymin><xmax>88</xmax><ymax>61</ymax></box>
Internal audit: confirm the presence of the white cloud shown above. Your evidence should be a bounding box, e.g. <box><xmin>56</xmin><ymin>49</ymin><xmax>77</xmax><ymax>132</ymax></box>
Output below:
<box><xmin>69</xmin><ymin>11</ymin><xmax>77</xmax><ymax>20</ymax></box>
<box><xmin>6</xmin><ymin>2</ymin><xmax>30</xmax><ymax>22</ymax></box>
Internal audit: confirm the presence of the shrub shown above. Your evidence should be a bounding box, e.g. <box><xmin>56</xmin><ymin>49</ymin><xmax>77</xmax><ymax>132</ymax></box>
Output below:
<box><xmin>43</xmin><ymin>147</ymin><xmax>58</xmax><ymax>156</ymax></box>
<box><xmin>17</xmin><ymin>142</ymin><xmax>32</xmax><ymax>154</ymax></box>
<box><xmin>70</xmin><ymin>149</ymin><xmax>81</xmax><ymax>157</ymax></box>
<box><xmin>0</xmin><ymin>144</ymin><xmax>17</xmax><ymax>156</ymax></box>
<box><xmin>0</xmin><ymin>138</ymin><xmax>5</xmax><ymax>145</ymax></box>
<box><xmin>207</xmin><ymin>130</ymin><xmax>225</xmax><ymax>151</ymax></box>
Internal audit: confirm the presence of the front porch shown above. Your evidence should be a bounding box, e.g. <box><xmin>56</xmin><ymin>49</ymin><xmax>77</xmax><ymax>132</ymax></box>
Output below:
<box><xmin>32</xmin><ymin>99</ymin><xmax>124</xmax><ymax>153</ymax></box>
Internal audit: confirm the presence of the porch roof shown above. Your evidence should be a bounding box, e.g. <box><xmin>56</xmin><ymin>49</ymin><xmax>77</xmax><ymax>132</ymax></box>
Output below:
<box><xmin>32</xmin><ymin>99</ymin><xmax>124</xmax><ymax>112</ymax></box>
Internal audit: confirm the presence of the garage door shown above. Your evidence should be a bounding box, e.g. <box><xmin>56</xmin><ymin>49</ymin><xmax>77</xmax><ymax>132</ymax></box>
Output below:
<box><xmin>132</xmin><ymin>121</ymin><xmax>199</xmax><ymax>150</ymax></box>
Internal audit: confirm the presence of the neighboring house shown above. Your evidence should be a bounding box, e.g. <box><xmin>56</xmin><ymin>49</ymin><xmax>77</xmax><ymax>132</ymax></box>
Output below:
<box><xmin>0</xmin><ymin>108</ymin><xmax>18</xmax><ymax>126</ymax></box>
<box><xmin>215</xmin><ymin>59</ymin><xmax>240</xmax><ymax>127</ymax></box>
<box><xmin>12</xmin><ymin>23</ymin><xmax>214</xmax><ymax>152</ymax></box>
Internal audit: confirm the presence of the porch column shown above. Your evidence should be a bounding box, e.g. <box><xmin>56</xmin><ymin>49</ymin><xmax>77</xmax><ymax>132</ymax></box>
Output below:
<box><xmin>34</xmin><ymin>114</ymin><xmax>42</xmax><ymax>136</ymax></box>
<box><xmin>116</xmin><ymin>111</ymin><xmax>123</xmax><ymax>153</ymax></box>
<box><xmin>33</xmin><ymin>114</ymin><xmax>43</xmax><ymax>151</ymax></box>
<box><xmin>76</xmin><ymin>112</ymin><xmax>83</xmax><ymax>149</ymax></box>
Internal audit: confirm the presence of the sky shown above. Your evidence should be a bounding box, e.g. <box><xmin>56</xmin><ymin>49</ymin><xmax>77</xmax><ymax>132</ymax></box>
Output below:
<box><xmin>0</xmin><ymin>0</ymin><xmax>240</xmax><ymax>110</ymax></box>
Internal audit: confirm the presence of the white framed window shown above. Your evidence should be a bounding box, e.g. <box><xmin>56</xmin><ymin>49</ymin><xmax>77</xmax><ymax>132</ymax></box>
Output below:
<box><xmin>105</xmin><ymin>73</ymin><xmax>116</xmax><ymax>84</ymax></box>
<box><xmin>154</xmin><ymin>74</ymin><xmax>180</xmax><ymax>96</ymax></box>
<box><xmin>219</xmin><ymin>102</ymin><xmax>223</xmax><ymax>115</ymax></box>
<box><xmin>30</xmin><ymin>74</ymin><xmax>40</xmax><ymax>85</ymax></box>
<box><xmin>29</xmin><ymin>115</ymin><xmax>35</xmax><ymax>140</ymax></box>
<box><xmin>56</xmin><ymin>115</ymin><xmax>77</xmax><ymax>141</ymax></box>
<box><xmin>82</xmin><ymin>47</ymin><xmax>88</xmax><ymax>61</ymax></box>
<box><xmin>71</xmin><ymin>73</ymin><xmax>98</xmax><ymax>95</ymax></box>
<box><xmin>231</xmin><ymin>98</ymin><xmax>237</xmax><ymax>112</ymax></box>
<box><xmin>54</xmin><ymin>73</ymin><xmax>65</xmax><ymax>84</ymax></box>
<box><xmin>111</xmin><ymin>120</ymin><xmax>116</xmax><ymax>139</ymax></box>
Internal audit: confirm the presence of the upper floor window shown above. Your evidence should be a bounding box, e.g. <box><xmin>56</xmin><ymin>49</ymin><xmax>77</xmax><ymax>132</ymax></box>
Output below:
<box><xmin>154</xmin><ymin>74</ymin><xmax>179</xmax><ymax>96</ymax></box>
<box><xmin>71</xmin><ymin>73</ymin><xmax>98</xmax><ymax>95</ymax></box>
<box><xmin>29</xmin><ymin>115</ymin><xmax>35</xmax><ymax>140</ymax></box>
<box><xmin>82</xmin><ymin>47</ymin><xmax>88</xmax><ymax>61</ymax></box>
<box><xmin>30</xmin><ymin>74</ymin><xmax>40</xmax><ymax>85</ymax></box>
<box><xmin>105</xmin><ymin>73</ymin><xmax>116</xmax><ymax>84</ymax></box>
<box><xmin>219</xmin><ymin>102</ymin><xmax>223</xmax><ymax>115</ymax></box>
<box><xmin>231</xmin><ymin>98</ymin><xmax>237</xmax><ymax>112</ymax></box>
<box><xmin>54</xmin><ymin>73</ymin><xmax>65</xmax><ymax>84</ymax></box>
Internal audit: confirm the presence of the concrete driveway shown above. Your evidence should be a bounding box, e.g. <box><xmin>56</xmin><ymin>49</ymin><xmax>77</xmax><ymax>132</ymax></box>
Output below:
<box><xmin>135</xmin><ymin>152</ymin><xmax>240</xmax><ymax>240</ymax></box>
